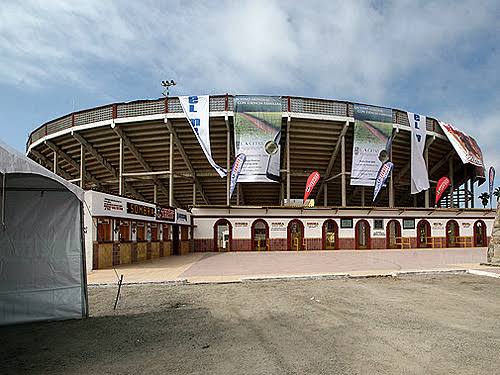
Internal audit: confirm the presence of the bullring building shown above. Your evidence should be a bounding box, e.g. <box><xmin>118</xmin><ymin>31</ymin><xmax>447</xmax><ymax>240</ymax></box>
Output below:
<box><xmin>26</xmin><ymin>94</ymin><xmax>494</xmax><ymax>270</ymax></box>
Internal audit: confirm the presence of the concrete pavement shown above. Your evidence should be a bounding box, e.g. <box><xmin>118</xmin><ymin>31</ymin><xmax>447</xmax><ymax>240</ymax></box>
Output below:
<box><xmin>87</xmin><ymin>247</ymin><xmax>497</xmax><ymax>285</ymax></box>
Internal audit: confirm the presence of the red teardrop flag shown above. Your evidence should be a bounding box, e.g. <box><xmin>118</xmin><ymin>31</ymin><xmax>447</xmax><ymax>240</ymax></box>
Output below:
<box><xmin>435</xmin><ymin>176</ymin><xmax>451</xmax><ymax>205</ymax></box>
<box><xmin>303</xmin><ymin>171</ymin><xmax>321</xmax><ymax>202</ymax></box>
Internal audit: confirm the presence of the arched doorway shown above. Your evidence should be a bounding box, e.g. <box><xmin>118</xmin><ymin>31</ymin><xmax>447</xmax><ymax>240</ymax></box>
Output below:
<box><xmin>322</xmin><ymin>219</ymin><xmax>338</xmax><ymax>250</ymax></box>
<box><xmin>473</xmin><ymin>220</ymin><xmax>487</xmax><ymax>247</ymax></box>
<box><xmin>287</xmin><ymin>219</ymin><xmax>304</xmax><ymax>251</ymax></box>
<box><xmin>251</xmin><ymin>219</ymin><xmax>269</xmax><ymax>251</ymax></box>
<box><xmin>446</xmin><ymin>220</ymin><xmax>460</xmax><ymax>247</ymax></box>
<box><xmin>386</xmin><ymin>220</ymin><xmax>401</xmax><ymax>249</ymax></box>
<box><xmin>417</xmin><ymin>220</ymin><xmax>431</xmax><ymax>248</ymax></box>
<box><xmin>355</xmin><ymin>220</ymin><xmax>371</xmax><ymax>250</ymax></box>
<box><xmin>214</xmin><ymin>219</ymin><xmax>232</xmax><ymax>252</ymax></box>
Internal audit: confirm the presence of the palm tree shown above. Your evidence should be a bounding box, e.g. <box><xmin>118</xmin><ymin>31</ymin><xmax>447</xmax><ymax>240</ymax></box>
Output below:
<box><xmin>494</xmin><ymin>187</ymin><xmax>500</xmax><ymax>200</ymax></box>
<box><xmin>479</xmin><ymin>192</ymin><xmax>490</xmax><ymax>208</ymax></box>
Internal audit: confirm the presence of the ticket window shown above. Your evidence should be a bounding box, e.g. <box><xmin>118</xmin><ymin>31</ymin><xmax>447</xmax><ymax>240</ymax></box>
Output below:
<box><xmin>162</xmin><ymin>224</ymin><xmax>170</xmax><ymax>241</ymax></box>
<box><xmin>97</xmin><ymin>218</ymin><xmax>112</xmax><ymax>242</ymax></box>
<box><xmin>136</xmin><ymin>222</ymin><xmax>146</xmax><ymax>242</ymax></box>
<box><xmin>151</xmin><ymin>224</ymin><xmax>158</xmax><ymax>242</ymax></box>
<box><xmin>119</xmin><ymin>221</ymin><xmax>130</xmax><ymax>242</ymax></box>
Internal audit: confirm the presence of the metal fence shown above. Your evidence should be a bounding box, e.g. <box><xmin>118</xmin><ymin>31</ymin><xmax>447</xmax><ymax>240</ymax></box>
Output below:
<box><xmin>27</xmin><ymin>95</ymin><xmax>443</xmax><ymax>149</ymax></box>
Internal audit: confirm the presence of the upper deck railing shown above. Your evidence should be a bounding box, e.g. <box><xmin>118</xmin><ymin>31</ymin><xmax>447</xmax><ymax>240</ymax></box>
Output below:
<box><xmin>26</xmin><ymin>95</ymin><xmax>443</xmax><ymax>150</ymax></box>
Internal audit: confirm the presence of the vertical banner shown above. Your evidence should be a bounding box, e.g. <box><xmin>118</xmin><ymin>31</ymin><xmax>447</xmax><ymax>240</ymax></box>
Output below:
<box><xmin>438</xmin><ymin>121</ymin><xmax>485</xmax><ymax>185</ymax></box>
<box><xmin>234</xmin><ymin>96</ymin><xmax>282</xmax><ymax>183</ymax></box>
<box><xmin>179</xmin><ymin>95</ymin><xmax>226</xmax><ymax>177</ymax></box>
<box><xmin>408</xmin><ymin>112</ymin><xmax>429</xmax><ymax>194</ymax></box>
<box><xmin>373</xmin><ymin>161</ymin><xmax>394</xmax><ymax>202</ymax></box>
<box><xmin>435</xmin><ymin>176</ymin><xmax>451</xmax><ymax>205</ymax></box>
<box><xmin>229</xmin><ymin>153</ymin><xmax>246</xmax><ymax>199</ymax></box>
<box><xmin>351</xmin><ymin>104</ymin><xmax>393</xmax><ymax>186</ymax></box>
<box><xmin>303</xmin><ymin>171</ymin><xmax>320</xmax><ymax>202</ymax></box>
<box><xmin>489</xmin><ymin>166</ymin><xmax>495</xmax><ymax>209</ymax></box>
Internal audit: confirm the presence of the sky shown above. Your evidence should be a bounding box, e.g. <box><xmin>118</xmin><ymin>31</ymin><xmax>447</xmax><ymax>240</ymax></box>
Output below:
<box><xmin>0</xmin><ymin>0</ymin><xmax>499</xmax><ymax>201</ymax></box>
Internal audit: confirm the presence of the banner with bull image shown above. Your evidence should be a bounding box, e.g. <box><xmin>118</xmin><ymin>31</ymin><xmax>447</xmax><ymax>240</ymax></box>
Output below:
<box><xmin>351</xmin><ymin>104</ymin><xmax>393</xmax><ymax>186</ymax></box>
<box><xmin>179</xmin><ymin>95</ymin><xmax>226</xmax><ymax>178</ymax></box>
<box><xmin>234</xmin><ymin>96</ymin><xmax>282</xmax><ymax>183</ymax></box>
<box><xmin>438</xmin><ymin>121</ymin><xmax>486</xmax><ymax>185</ymax></box>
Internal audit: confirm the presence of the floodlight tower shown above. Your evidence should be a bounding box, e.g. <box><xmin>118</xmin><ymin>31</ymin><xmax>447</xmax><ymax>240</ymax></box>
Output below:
<box><xmin>161</xmin><ymin>79</ymin><xmax>176</xmax><ymax>98</ymax></box>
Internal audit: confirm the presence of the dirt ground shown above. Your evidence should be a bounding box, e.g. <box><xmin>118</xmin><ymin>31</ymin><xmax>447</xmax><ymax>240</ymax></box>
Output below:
<box><xmin>1</xmin><ymin>274</ymin><xmax>500</xmax><ymax>375</ymax></box>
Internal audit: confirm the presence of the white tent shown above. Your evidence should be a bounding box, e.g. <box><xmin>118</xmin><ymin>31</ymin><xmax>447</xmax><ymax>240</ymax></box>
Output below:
<box><xmin>0</xmin><ymin>140</ymin><xmax>88</xmax><ymax>325</ymax></box>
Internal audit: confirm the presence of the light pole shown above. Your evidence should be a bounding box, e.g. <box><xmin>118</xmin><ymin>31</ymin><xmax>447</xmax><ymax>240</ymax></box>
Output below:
<box><xmin>161</xmin><ymin>80</ymin><xmax>176</xmax><ymax>98</ymax></box>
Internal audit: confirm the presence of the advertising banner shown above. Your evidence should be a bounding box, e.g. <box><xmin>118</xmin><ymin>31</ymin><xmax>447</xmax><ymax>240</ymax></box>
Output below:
<box><xmin>229</xmin><ymin>153</ymin><xmax>246</xmax><ymax>198</ymax></box>
<box><xmin>408</xmin><ymin>112</ymin><xmax>429</xmax><ymax>194</ymax></box>
<box><xmin>438</xmin><ymin>121</ymin><xmax>485</xmax><ymax>184</ymax></box>
<box><xmin>303</xmin><ymin>171</ymin><xmax>320</xmax><ymax>202</ymax></box>
<box><xmin>435</xmin><ymin>176</ymin><xmax>451</xmax><ymax>205</ymax></box>
<box><xmin>234</xmin><ymin>96</ymin><xmax>282</xmax><ymax>183</ymax></box>
<box><xmin>351</xmin><ymin>104</ymin><xmax>393</xmax><ymax>186</ymax></box>
<box><xmin>373</xmin><ymin>161</ymin><xmax>394</xmax><ymax>202</ymax></box>
<box><xmin>489</xmin><ymin>166</ymin><xmax>495</xmax><ymax>209</ymax></box>
<box><xmin>179</xmin><ymin>95</ymin><xmax>226</xmax><ymax>177</ymax></box>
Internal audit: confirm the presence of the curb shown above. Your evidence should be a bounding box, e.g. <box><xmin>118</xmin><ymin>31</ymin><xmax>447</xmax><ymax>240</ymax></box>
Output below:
<box><xmin>467</xmin><ymin>269</ymin><xmax>500</xmax><ymax>279</ymax></box>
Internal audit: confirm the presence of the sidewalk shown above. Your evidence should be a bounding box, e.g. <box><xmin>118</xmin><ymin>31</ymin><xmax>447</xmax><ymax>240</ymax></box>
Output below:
<box><xmin>87</xmin><ymin>247</ymin><xmax>495</xmax><ymax>285</ymax></box>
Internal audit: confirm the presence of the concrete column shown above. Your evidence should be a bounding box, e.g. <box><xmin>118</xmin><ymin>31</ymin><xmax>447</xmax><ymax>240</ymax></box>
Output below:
<box><xmin>361</xmin><ymin>187</ymin><xmax>365</xmax><ymax>207</ymax></box>
<box><xmin>53</xmin><ymin>151</ymin><xmax>58</xmax><ymax>174</ymax></box>
<box><xmin>237</xmin><ymin>184</ymin><xmax>240</xmax><ymax>206</ymax></box>
<box><xmin>389</xmin><ymin>175</ymin><xmax>394</xmax><ymax>208</ymax></box>
<box><xmin>153</xmin><ymin>184</ymin><xmax>158</xmax><ymax>204</ymax></box>
<box><xmin>169</xmin><ymin>132</ymin><xmax>174</xmax><ymax>207</ymax></box>
<box><xmin>118</xmin><ymin>138</ymin><xmax>124</xmax><ymax>196</ymax></box>
<box><xmin>323</xmin><ymin>183</ymin><xmax>328</xmax><ymax>207</ymax></box>
<box><xmin>79</xmin><ymin>144</ymin><xmax>85</xmax><ymax>189</ymax></box>
<box><xmin>286</xmin><ymin>116</ymin><xmax>291</xmax><ymax>204</ymax></box>
<box><xmin>413</xmin><ymin>194</ymin><xmax>417</xmax><ymax>207</ymax></box>
<box><xmin>192</xmin><ymin>182</ymin><xmax>196</xmax><ymax>206</ymax></box>
<box><xmin>470</xmin><ymin>179</ymin><xmax>475</xmax><ymax>208</ymax></box>
<box><xmin>449</xmin><ymin>158</ymin><xmax>454</xmax><ymax>208</ymax></box>
<box><xmin>341</xmin><ymin>135</ymin><xmax>346</xmax><ymax>207</ymax></box>
<box><xmin>424</xmin><ymin>141</ymin><xmax>430</xmax><ymax>208</ymax></box>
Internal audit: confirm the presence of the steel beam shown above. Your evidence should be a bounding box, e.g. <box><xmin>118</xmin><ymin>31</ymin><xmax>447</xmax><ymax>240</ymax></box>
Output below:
<box><xmin>72</xmin><ymin>132</ymin><xmax>144</xmax><ymax>199</ymax></box>
<box><xmin>44</xmin><ymin>140</ymin><xmax>100</xmax><ymax>188</ymax></box>
<box><xmin>29</xmin><ymin>149</ymin><xmax>73</xmax><ymax>180</ymax></box>
<box><xmin>164</xmin><ymin>118</ymin><xmax>209</xmax><ymax>204</ymax></box>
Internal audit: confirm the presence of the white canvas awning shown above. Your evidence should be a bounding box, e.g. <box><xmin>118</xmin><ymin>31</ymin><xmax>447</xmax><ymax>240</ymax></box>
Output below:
<box><xmin>0</xmin><ymin>140</ymin><xmax>87</xmax><ymax>325</ymax></box>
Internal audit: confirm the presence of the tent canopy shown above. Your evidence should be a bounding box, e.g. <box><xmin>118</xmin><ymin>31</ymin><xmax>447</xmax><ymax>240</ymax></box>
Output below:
<box><xmin>0</xmin><ymin>140</ymin><xmax>87</xmax><ymax>325</ymax></box>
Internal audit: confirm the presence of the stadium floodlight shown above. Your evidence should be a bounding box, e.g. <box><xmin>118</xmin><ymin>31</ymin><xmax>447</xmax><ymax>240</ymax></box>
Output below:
<box><xmin>161</xmin><ymin>79</ymin><xmax>177</xmax><ymax>97</ymax></box>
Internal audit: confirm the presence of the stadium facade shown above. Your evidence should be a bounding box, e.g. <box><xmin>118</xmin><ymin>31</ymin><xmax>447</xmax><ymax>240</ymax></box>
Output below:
<box><xmin>26</xmin><ymin>95</ymin><xmax>494</xmax><ymax>269</ymax></box>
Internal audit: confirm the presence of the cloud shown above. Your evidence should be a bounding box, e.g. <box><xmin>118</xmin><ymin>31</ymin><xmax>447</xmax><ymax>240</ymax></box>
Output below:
<box><xmin>1</xmin><ymin>0</ymin><xmax>499</xmax><ymax>179</ymax></box>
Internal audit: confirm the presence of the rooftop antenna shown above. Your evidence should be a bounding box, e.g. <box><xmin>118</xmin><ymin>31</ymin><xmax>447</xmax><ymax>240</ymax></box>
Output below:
<box><xmin>161</xmin><ymin>79</ymin><xmax>176</xmax><ymax>98</ymax></box>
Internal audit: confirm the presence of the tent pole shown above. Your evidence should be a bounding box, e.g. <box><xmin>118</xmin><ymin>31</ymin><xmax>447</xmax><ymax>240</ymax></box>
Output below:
<box><xmin>79</xmin><ymin>202</ymin><xmax>89</xmax><ymax>318</ymax></box>
<box><xmin>1</xmin><ymin>173</ymin><xmax>5</xmax><ymax>229</ymax></box>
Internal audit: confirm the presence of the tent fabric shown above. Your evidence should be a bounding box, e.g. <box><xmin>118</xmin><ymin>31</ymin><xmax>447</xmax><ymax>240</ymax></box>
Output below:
<box><xmin>0</xmin><ymin>139</ymin><xmax>84</xmax><ymax>202</ymax></box>
<box><xmin>0</xmin><ymin>141</ymin><xmax>87</xmax><ymax>325</ymax></box>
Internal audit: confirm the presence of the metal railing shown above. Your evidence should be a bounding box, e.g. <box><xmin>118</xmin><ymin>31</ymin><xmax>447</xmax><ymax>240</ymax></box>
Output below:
<box><xmin>26</xmin><ymin>94</ymin><xmax>442</xmax><ymax>150</ymax></box>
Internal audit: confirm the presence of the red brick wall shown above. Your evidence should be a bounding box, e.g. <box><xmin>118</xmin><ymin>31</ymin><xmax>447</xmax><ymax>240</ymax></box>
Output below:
<box><xmin>306</xmin><ymin>238</ymin><xmax>322</xmax><ymax>250</ymax></box>
<box><xmin>233</xmin><ymin>239</ymin><xmax>252</xmax><ymax>251</ymax></box>
<box><xmin>194</xmin><ymin>239</ymin><xmax>214</xmax><ymax>252</ymax></box>
<box><xmin>269</xmin><ymin>238</ymin><xmax>287</xmax><ymax>251</ymax></box>
<box><xmin>338</xmin><ymin>238</ymin><xmax>356</xmax><ymax>250</ymax></box>
<box><xmin>371</xmin><ymin>238</ymin><xmax>386</xmax><ymax>249</ymax></box>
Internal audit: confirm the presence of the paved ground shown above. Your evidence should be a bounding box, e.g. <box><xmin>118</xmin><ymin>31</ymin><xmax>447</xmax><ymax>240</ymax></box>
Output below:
<box><xmin>88</xmin><ymin>248</ymin><xmax>488</xmax><ymax>284</ymax></box>
<box><xmin>2</xmin><ymin>274</ymin><xmax>499</xmax><ymax>374</ymax></box>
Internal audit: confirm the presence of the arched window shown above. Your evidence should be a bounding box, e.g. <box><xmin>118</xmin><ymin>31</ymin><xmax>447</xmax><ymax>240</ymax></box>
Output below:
<box><xmin>287</xmin><ymin>220</ymin><xmax>304</xmax><ymax>251</ymax></box>
<box><xmin>473</xmin><ymin>220</ymin><xmax>487</xmax><ymax>247</ymax></box>
<box><xmin>322</xmin><ymin>220</ymin><xmax>338</xmax><ymax>250</ymax></box>
<box><xmin>213</xmin><ymin>219</ymin><xmax>232</xmax><ymax>252</ymax></box>
<box><xmin>417</xmin><ymin>220</ymin><xmax>431</xmax><ymax>248</ymax></box>
<box><xmin>386</xmin><ymin>220</ymin><xmax>401</xmax><ymax>249</ymax></box>
<box><xmin>446</xmin><ymin>220</ymin><xmax>460</xmax><ymax>247</ymax></box>
<box><xmin>355</xmin><ymin>220</ymin><xmax>371</xmax><ymax>250</ymax></box>
<box><xmin>251</xmin><ymin>219</ymin><xmax>269</xmax><ymax>251</ymax></box>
